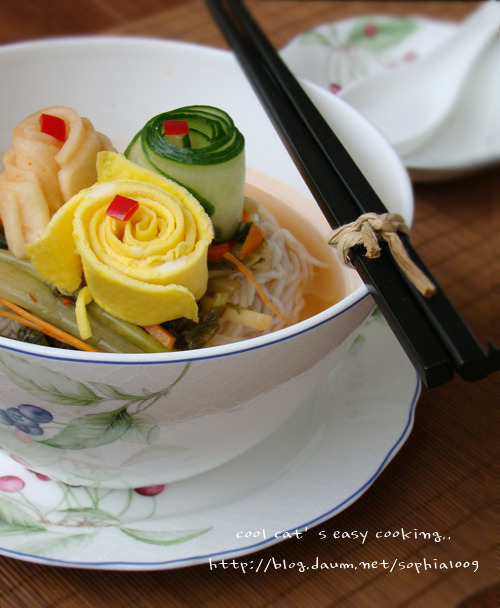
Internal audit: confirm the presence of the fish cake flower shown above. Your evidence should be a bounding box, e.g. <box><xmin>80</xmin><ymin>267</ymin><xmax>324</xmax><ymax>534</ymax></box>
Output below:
<box><xmin>0</xmin><ymin>106</ymin><xmax>113</xmax><ymax>258</ymax></box>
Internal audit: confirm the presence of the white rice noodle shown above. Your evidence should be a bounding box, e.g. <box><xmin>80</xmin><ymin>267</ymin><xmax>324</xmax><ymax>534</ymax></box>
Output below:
<box><xmin>214</xmin><ymin>203</ymin><xmax>327</xmax><ymax>344</ymax></box>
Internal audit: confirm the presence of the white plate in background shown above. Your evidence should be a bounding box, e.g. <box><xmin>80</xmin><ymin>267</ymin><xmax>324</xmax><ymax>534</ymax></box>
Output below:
<box><xmin>281</xmin><ymin>15</ymin><xmax>500</xmax><ymax>180</ymax></box>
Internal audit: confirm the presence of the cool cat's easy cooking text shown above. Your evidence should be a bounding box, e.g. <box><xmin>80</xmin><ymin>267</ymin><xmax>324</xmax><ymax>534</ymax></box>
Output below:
<box><xmin>236</xmin><ymin>528</ymin><xmax>450</xmax><ymax>544</ymax></box>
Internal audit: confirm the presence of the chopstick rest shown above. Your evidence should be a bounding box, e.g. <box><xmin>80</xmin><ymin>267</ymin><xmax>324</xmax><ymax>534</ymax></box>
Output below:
<box><xmin>329</xmin><ymin>212</ymin><xmax>436</xmax><ymax>297</ymax></box>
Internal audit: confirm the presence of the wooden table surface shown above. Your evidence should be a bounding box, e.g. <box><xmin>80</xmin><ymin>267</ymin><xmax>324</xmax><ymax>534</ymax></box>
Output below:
<box><xmin>0</xmin><ymin>2</ymin><xmax>497</xmax><ymax>607</ymax></box>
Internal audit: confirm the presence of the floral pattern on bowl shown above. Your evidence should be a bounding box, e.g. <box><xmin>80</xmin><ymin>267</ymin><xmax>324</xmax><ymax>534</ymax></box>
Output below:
<box><xmin>0</xmin><ymin>310</ymin><xmax>420</xmax><ymax>568</ymax></box>
<box><xmin>0</xmin><ymin>353</ymin><xmax>189</xmax><ymax>449</ymax></box>
<box><xmin>0</xmin><ymin>352</ymin><xmax>196</xmax><ymax>487</ymax></box>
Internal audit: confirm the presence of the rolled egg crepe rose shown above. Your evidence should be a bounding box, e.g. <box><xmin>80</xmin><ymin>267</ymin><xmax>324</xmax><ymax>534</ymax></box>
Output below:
<box><xmin>26</xmin><ymin>152</ymin><xmax>214</xmax><ymax>328</ymax></box>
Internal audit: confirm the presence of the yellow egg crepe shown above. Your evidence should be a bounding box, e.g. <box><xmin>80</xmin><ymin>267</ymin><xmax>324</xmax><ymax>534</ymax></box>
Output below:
<box><xmin>26</xmin><ymin>152</ymin><xmax>214</xmax><ymax>330</ymax></box>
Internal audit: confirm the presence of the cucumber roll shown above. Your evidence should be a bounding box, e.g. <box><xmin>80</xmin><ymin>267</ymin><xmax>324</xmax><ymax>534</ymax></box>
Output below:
<box><xmin>125</xmin><ymin>106</ymin><xmax>245</xmax><ymax>242</ymax></box>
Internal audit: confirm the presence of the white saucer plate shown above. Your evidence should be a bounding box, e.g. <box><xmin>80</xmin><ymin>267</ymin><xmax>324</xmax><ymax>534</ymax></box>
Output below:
<box><xmin>0</xmin><ymin>311</ymin><xmax>420</xmax><ymax>570</ymax></box>
<box><xmin>281</xmin><ymin>15</ymin><xmax>500</xmax><ymax>180</ymax></box>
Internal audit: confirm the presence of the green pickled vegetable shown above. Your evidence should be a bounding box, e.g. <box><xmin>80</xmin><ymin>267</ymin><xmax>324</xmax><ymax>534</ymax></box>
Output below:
<box><xmin>0</xmin><ymin>250</ymin><xmax>170</xmax><ymax>354</ymax></box>
<box><xmin>17</xmin><ymin>326</ymin><xmax>49</xmax><ymax>346</ymax></box>
<box><xmin>125</xmin><ymin>105</ymin><xmax>246</xmax><ymax>243</ymax></box>
<box><xmin>163</xmin><ymin>292</ymin><xmax>228</xmax><ymax>350</ymax></box>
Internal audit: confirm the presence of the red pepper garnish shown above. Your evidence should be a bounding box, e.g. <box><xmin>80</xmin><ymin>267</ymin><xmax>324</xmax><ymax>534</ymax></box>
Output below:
<box><xmin>60</xmin><ymin>297</ymin><xmax>72</xmax><ymax>305</ymax></box>
<box><xmin>106</xmin><ymin>195</ymin><xmax>139</xmax><ymax>221</ymax></box>
<box><xmin>163</xmin><ymin>120</ymin><xmax>190</xmax><ymax>135</ymax></box>
<box><xmin>29</xmin><ymin>292</ymin><xmax>37</xmax><ymax>302</ymax></box>
<box><xmin>39</xmin><ymin>113</ymin><xmax>67</xmax><ymax>142</ymax></box>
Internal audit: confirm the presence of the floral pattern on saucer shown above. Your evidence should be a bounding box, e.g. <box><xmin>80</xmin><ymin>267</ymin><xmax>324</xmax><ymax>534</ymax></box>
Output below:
<box><xmin>280</xmin><ymin>15</ymin><xmax>455</xmax><ymax>93</ymax></box>
<box><xmin>0</xmin><ymin>468</ymin><xmax>210</xmax><ymax>558</ymax></box>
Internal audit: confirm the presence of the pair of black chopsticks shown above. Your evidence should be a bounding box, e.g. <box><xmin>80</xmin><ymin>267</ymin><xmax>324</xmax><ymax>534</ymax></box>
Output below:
<box><xmin>205</xmin><ymin>0</ymin><xmax>498</xmax><ymax>388</ymax></box>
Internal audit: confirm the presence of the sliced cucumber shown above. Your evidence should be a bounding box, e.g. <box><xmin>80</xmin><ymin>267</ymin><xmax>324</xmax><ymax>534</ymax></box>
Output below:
<box><xmin>125</xmin><ymin>105</ymin><xmax>245</xmax><ymax>243</ymax></box>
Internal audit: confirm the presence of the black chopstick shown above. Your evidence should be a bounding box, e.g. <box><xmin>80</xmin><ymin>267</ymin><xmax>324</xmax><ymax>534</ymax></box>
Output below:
<box><xmin>205</xmin><ymin>0</ymin><xmax>497</xmax><ymax>387</ymax></box>
<box><xmin>209</xmin><ymin>0</ymin><xmax>494</xmax><ymax>383</ymax></box>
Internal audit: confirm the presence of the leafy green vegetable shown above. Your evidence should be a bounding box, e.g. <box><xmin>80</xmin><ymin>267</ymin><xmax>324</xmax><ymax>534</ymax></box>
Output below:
<box><xmin>16</xmin><ymin>326</ymin><xmax>49</xmax><ymax>346</ymax></box>
<box><xmin>164</xmin><ymin>293</ymin><xmax>228</xmax><ymax>350</ymax></box>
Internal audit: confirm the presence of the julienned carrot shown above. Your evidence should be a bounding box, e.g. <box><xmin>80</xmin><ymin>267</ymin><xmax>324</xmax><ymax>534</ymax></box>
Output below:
<box><xmin>143</xmin><ymin>324</ymin><xmax>177</xmax><ymax>350</ymax></box>
<box><xmin>242</xmin><ymin>209</ymin><xmax>253</xmax><ymax>224</ymax></box>
<box><xmin>238</xmin><ymin>222</ymin><xmax>265</xmax><ymax>260</ymax></box>
<box><xmin>222</xmin><ymin>252</ymin><xmax>290</xmax><ymax>323</ymax></box>
<box><xmin>207</xmin><ymin>240</ymin><xmax>235</xmax><ymax>261</ymax></box>
<box><xmin>0</xmin><ymin>310</ymin><xmax>46</xmax><ymax>332</ymax></box>
<box><xmin>0</xmin><ymin>296</ymin><xmax>100</xmax><ymax>352</ymax></box>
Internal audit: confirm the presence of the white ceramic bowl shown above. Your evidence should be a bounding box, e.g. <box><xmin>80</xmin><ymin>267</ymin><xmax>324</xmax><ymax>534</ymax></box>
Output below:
<box><xmin>0</xmin><ymin>37</ymin><xmax>413</xmax><ymax>489</ymax></box>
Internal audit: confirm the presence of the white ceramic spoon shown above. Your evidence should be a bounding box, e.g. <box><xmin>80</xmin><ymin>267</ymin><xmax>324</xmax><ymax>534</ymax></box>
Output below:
<box><xmin>405</xmin><ymin>31</ymin><xmax>500</xmax><ymax>182</ymax></box>
<box><xmin>338</xmin><ymin>1</ymin><xmax>500</xmax><ymax>157</ymax></box>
